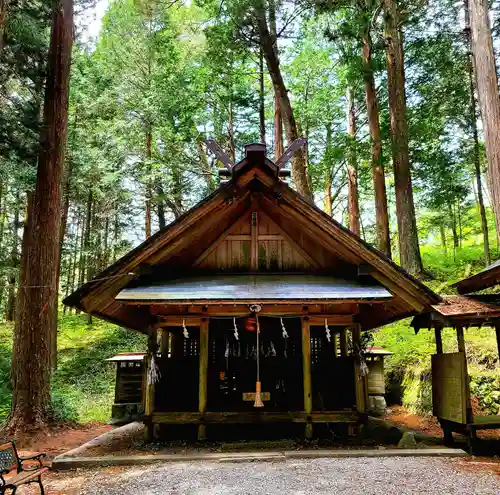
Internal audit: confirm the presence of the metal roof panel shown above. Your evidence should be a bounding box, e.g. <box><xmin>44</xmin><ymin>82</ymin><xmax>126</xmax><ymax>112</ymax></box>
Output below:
<box><xmin>116</xmin><ymin>274</ymin><xmax>392</xmax><ymax>301</ymax></box>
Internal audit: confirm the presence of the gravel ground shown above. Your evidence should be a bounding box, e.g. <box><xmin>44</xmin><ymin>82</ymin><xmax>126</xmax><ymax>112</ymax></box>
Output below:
<box><xmin>37</xmin><ymin>457</ymin><xmax>500</xmax><ymax>495</ymax></box>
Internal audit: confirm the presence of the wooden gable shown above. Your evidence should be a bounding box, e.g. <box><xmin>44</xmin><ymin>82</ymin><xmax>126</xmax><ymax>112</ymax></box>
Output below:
<box><xmin>64</xmin><ymin>143</ymin><xmax>441</xmax><ymax>333</ymax></box>
<box><xmin>195</xmin><ymin>210</ymin><xmax>315</xmax><ymax>271</ymax></box>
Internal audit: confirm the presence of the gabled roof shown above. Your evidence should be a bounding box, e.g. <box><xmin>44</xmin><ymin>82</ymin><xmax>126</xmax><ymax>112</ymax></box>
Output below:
<box><xmin>64</xmin><ymin>143</ymin><xmax>441</xmax><ymax>333</ymax></box>
<box><xmin>451</xmin><ymin>260</ymin><xmax>500</xmax><ymax>294</ymax></box>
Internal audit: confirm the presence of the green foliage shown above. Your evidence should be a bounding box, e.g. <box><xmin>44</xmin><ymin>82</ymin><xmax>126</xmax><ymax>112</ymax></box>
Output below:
<box><xmin>0</xmin><ymin>315</ymin><xmax>146</xmax><ymax>424</ymax></box>
<box><xmin>375</xmin><ymin>319</ymin><xmax>500</xmax><ymax>416</ymax></box>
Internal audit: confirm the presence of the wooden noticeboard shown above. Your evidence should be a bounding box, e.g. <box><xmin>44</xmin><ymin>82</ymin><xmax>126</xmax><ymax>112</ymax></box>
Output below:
<box><xmin>431</xmin><ymin>352</ymin><xmax>468</xmax><ymax>424</ymax></box>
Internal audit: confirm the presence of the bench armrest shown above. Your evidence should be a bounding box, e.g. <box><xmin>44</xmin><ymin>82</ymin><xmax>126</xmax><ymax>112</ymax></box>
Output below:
<box><xmin>1</xmin><ymin>469</ymin><xmax>10</xmax><ymax>487</ymax></box>
<box><xmin>19</xmin><ymin>453</ymin><xmax>46</xmax><ymax>470</ymax></box>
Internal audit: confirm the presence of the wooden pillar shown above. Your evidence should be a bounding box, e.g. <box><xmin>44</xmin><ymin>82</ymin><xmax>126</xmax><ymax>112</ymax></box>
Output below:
<box><xmin>434</xmin><ymin>324</ymin><xmax>443</xmax><ymax>354</ymax></box>
<box><xmin>144</xmin><ymin>327</ymin><xmax>157</xmax><ymax>441</ymax></box>
<box><xmin>339</xmin><ymin>328</ymin><xmax>348</xmax><ymax>357</ymax></box>
<box><xmin>456</xmin><ymin>324</ymin><xmax>473</xmax><ymax>424</ymax></box>
<box><xmin>198</xmin><ymin>318</ymin><xmax>209</xmax><ymax>441</ymax></box>
<box><xmin>352</xmin><ymin>324</ymin><xmax>366</xmax><ymax>413</ymax></box>
<box><xmin>456</xmin><ymin>324</ymin><xmax>466</xmax><ymax>353</ymax></box>
<box><xmin>495</xmin><ymin>322</ymin><xmax>500</xmax><ymax>363</ymax></box>
<box><xmin>159</xmin><ymin>329</ymin><xmax>169</xmax><ymax>355</ymax></box>
<box><xmin>301</xmin><ymin>316</ymin><xmax>313</xmax><ymax>439</ymax></box>
<box><xmin>250</xmin><ymin>211</ymin><xmax>258</xmax><ymax>270</ymax></box>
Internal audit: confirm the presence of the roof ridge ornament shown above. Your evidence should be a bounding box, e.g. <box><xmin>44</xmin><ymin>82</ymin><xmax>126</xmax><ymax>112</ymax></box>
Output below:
<box><xmin>205</xmin><ymin>139</ymin><xmax>306</xmax><ymax>182</ymax></box>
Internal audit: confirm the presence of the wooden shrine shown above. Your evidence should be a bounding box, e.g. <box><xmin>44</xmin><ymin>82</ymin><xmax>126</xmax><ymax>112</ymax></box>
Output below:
<box><xmin>64</xmin><ymin>143</ymin><xmax>442</xmax><ymax>441</ymax></box>
<box><xmin>106</xmin><ymin>353</ymin><xmax>145</xmax><ymax>424</ymax></box>
<box><xmin>412</xmin><ymin>264</ymin><xmax>500</xmax><ymax>451</ymax></box>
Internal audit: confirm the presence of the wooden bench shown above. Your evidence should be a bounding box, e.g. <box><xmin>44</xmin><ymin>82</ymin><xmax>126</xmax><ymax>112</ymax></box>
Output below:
<box><xmin>0</xmin><ymin>441</ymin><xmax>47</xmax><ymax>494</ymax></box>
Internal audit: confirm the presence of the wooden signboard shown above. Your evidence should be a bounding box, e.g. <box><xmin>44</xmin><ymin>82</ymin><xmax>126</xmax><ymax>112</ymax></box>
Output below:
<box><xmin>242</xmin><ymin>392</ymin><xmax>270</xmax><ymax>401</ymax></box>
<box><xmin>431</xmin><ymin>352</ymin><xmax>468</xmax><ymax>424</ymax></box>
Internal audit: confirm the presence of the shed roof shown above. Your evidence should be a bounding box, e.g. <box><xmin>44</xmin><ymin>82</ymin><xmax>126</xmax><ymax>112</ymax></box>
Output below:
<box><xmin>411</xmin><ymin>294</ymin><xmax>500</xmax><ymax>331</ymax></box>
<box><xmin>117</xmin><ymin>274</ymin><xmax>392</xmax><ymax>302</ymax></box>
<box><xmin>365</xmin><ymin>346</ymin><xmax>393</xmax><ymax>356</ymax></box>
<box><xmin>106</xmin><ymin>352</ymin><xmax>146</xmax><ymax>362</ymax></box>
<box><xmin>451</xmin><ymin>259</ymin><xmax>500</xmax><ymax>294</ymax></box>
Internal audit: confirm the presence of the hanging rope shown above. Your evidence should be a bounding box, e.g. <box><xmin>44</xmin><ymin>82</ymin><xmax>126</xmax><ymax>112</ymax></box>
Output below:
<box><xmin>280</xmin><ymin>317</ymin><xmax>289</xmax><ymax>338</ymax></box>
<box><xmin>147</xmin><ymin>354</ymin><xmax>161</xmax><ymax>385</ymax></box>
<box><xmin>324</xmin><ymin>318</ymin><xmax>331</xmax><ymax>343</ymax></box>
<box><xmin>253</xmin><ymin>309</ymin><xmax>264</xmax><ymax>408</ymax></box>
<box><xmin>233</xmin><ymin>317</ymin><xmax>239</xmax><ymax>340</ymax></box>
<box><xmin>182</xmin><ymin>318</ymin><xmax>189</xmax><ymax>339</ymax></box>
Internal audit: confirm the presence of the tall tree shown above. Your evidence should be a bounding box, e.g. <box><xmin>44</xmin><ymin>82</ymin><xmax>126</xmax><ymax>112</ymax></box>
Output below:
<box><xmin>10</xmin><ymin>0</ymin><xmax>73</xmax><ymax>429</ymax></box>
<box><xmin>384</xmin><ymin>0</ymin><xmax>423</xmax><ymax>275</ymax></box>
<box><xmin>361</xmin><ymin>8</ymin><xmax>391</xmax><ymax>256</ymax></box>
<box><xmin>346</xmin><ymin>86</ymin><xmax>360</xmax><ymax>235</ymax></box>
<box><xmin>464</xmin><ymin>0</ymin><xmax>490</xmax><ymax>265</ymax></box>
<box><xmin>252</xmin><ymin>2</ymin><xmax>313</xmax><ymax>199</ymax></box>
<box><xmin>468</xmin><ymin>0</ymin><xmax>500</xmax><ymax>244</ymax></box>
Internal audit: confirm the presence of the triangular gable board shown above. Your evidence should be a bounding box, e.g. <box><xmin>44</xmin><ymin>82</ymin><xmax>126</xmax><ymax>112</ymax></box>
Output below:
<box><xmin>195</xmin><ymin>210</ymin><xmax>313</xmax><ymax>271</ymax></box>
<box><xmin>64</xmin><ymin>143</ymin><xmax>442</xmax><ymax>333</ymax></box>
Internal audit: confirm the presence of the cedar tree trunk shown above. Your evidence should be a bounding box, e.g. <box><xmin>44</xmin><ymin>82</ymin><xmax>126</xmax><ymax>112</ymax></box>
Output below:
<box><xmin>467</xmin><ymin>0</ymin><xmax>499</xmax><ymax>250</ymax></box>
<box><xmin>363</xmin><ymin>32</ymin><xmax>391</xmax><ymax>257</ymax></box>
<box><xmin>346</xmin><ymin>86</ymin><xmax>361</xmax><ymax>235</ymax></box>
<box><xmin>256</xmin><ymin>8</ymin><xmax>312</xmax><ymax>200</ymax></box>
<box><xmin>384</xmin><ymin>0</ymin><xmax>423</xmax><ymax>275</ymax></box>
<box><xmin>10</xmin><ymin>0</ymin><xmax>73</xmax><ymax>430</ymax></box>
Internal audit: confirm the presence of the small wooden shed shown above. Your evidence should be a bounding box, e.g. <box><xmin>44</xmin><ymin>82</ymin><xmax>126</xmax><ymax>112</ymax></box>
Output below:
<box><xmin>106</xmin><ymin>352</ymin><xmax>145</xmax><ymax>424</ymax></box>
<box><xmin>64</xmin><ymin>144</ymin><xmax>441</xmax><ymax>441</ymax></box>
<box><xmin>412</xmin><ymin>265</ymin><xmax>500</xmax><ymax>451</ymax></box>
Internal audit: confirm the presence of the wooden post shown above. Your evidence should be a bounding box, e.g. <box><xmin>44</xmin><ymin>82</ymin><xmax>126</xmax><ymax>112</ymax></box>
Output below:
<box><xmin>250</xmin><ymin>211</ymin><xmax>258</xmax><ymax>270</ymax></box>
<box><xmin>339</xmin><ymin>328</ymin><xmax>348</xmax><ymax>357</ymax></box>
<box><xmin>198</xmin><ymin>318</ymin><xmax>209</xmax><ymax>441</ymax></box>
<box><xmin>352</xmin><ymin>324</ymin><xmax>366</xmax><ymax>413</ymax></box>
<box><xmin>301</xmin><ymin>316</ymin><xmax>313</xmax><ymax>439</ymax></box>
<box><xmin>456</xmin><ymin>324</ymin><xmax>473</xmax><ymax>424</ymax></box>
<box><xmin>144</xmin><ymin>327</ymin><xmax>157</xmax><ymax>441</ymax></box>
<box><xmin>456</xmin><ymin>324</ymin><xmax>466</xmax><ymax>353</ymax></box>
<box><xmin>159</xmin><ymin>329</ymin><xmax>169</xmax><ymax>356</ymax></box>
<box><xmin>434</xmin><ymin>324</ymin><xmax>443</xmax><ymax>354</ymax></box>
<box><xmin>495</xmin><ymin>322</ymin><xmax>500</xmax><ymax>362</ymax></box>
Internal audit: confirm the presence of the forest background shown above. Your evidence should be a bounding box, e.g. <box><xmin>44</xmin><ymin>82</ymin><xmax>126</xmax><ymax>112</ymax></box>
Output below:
<box><xmin>0</xmin><ymin>0</ymin><xmax>499</xmax><ymax>427</ymax></box>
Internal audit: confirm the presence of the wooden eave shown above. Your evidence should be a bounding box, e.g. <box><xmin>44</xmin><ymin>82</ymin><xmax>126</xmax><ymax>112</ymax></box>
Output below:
<box><xmin>64</xmin><ymin>157</ymin><xmax>440</xmax><ymax>333</ymax></box>
<box><xmin>451</xmin><ymin>260</ymin><xmax>500</xmax><ymax>294</ymax></box>
<box><xmin>411</xmin><ymin>294</ymin><xmax>500</xmax><ymax>331</ymax></box>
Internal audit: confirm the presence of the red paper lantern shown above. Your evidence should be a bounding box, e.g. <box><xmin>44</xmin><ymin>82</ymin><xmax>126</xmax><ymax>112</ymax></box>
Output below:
<box><xmin>245</xmin><ymin>316</ymin><xmax>257</xmax><ymax>332</ymax></box>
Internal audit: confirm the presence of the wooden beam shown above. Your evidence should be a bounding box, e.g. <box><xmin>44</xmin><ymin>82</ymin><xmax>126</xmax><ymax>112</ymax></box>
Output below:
<box><xmin>434</xmin><ymin>324</ymin><xmax>443</xmax><ymax>354</ymax></box>
<box><xmin>251</xmin><ymin>211</ymin><xmax>258</xmax><ymax>270</ymax></box>
<box><xmin>155</xmin><ymin>313</ymin><xmax>356</xmax><ymax>328</ymax></box>
<box><xmin>151</xmin><ymin>411</ymin><xmax>360</xmax><ymax>424</ymax></box>
<box><xmin>339</xmin><ymin>328</ymin><xmax>348</xmax><ymax>357</ymax></box>
<box><xmin>274</xmin><ymin>187</ymin><xmax>440</xmax><ymax>306</ymax></box>
<box><xmin>81</xmin><ymin>194</ymin><xmax>235</xmax><ymax>311</ymax></box>
<box><xmin>368</xmin><ymin>272</ymin><xmax>426</xmax><ymax>313</ymax></box>
<box><xmin>151</xmin><ymin>303</ymin><xmax>360</xmax><ymax>316</ymax></box>
<box><xmin>308</xmin><ymin>315</ymin><xmax>355</xmax><ymax>326</ymax></box>
<box><xmin>157</xmin><ymin>316</ymin><xmax>202</xmax><ymax>327</ymax></box>
<box><xmin>198</xmin><ymin>318</ymin><xmax>209</xmax><ymax>441</ymax></box>
<box><xmin>301</xmin><ymin>316</ymin><xmax>313</xmax><ymax>439</ymax></box>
